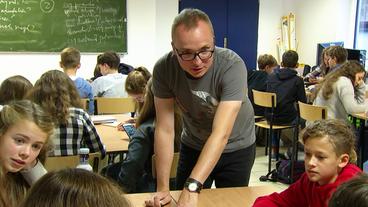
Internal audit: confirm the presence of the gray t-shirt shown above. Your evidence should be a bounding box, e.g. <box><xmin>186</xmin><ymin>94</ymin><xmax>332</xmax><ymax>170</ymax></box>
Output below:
<box><xmin>152</xmin><ymin>47</ymin><xmax>255</xmax><ymax>153</ymax></box>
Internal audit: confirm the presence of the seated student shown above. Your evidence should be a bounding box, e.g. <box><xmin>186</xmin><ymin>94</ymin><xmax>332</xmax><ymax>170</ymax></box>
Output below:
<box><xmin>0</xmin><ymin>75</ymin><xmax>33</xmax><ymax>105</ymax></box>
<box><xmin>20</xmin><ymin>168</ymin><xmax>130</xmax><ymax>207</ymax></box>
<box><xmin>325</xmin><ymin>46</ymin><xmax>348</xmax><ymax>74</ymax></box>
<box><xmin>253</xmin><ymin>119</ymin><xmax>362</xmax><ymax>207</ymax></box>
<box><xmin>124</xmin><ymin>66</ymin><xmax>152</xmax><ymax>120</ymax></box>
<box><xmin>29</xmin><ymin>70</ymin><xmax>105</xmax><ymax>157</ymax></box>
<box><xmin>60</xmin><ymin>47</ymin><xmax>94</xmax><ymax>115</ymax></box>
<box><xmin>314</xmin><ymin>61</ymin><xmax>367</xmax><ymax>120</ymax></box>
<box><xmin>248</xmin><ymin>54</ymin><xmax>278</xmax><ymax>116</ymax></box>
<box><xmin>0</xmin><ymin>100</ymin><xmax>54</xmax><ymax>207</ymax></box>
<box><xmin>91</xmin><ymin>51</ymin><xmax>128</xmax><ymax>97</ymax></box>
<box><xmin>266</xmin><ymin>50</ymin><xmax>307</xmax><ymax>157</ymax></box>
<box><xmin>91</xmin><ymin>62</ymin><xmax>134</xmax><ymax>82</ymax></box>
<box><xmin>328</xmin><ymin>173</ymin><xmax>368</xmax><ymax>207</ymax></box>
<box><xmin>102</xmin><ymin>79</ymin><xmax>182</xmax><ymax>193</ymax></box>
<box><xmin>304</xmin><ymin>47</ymin><xmax>330</xmax><ymax>83</ymax></box>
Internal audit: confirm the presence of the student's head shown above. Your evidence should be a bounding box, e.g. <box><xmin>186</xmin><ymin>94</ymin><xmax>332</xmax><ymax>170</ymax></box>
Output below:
<box><xmin>325</xmin><ymin>46</ymin><xmax>347</xmax><ymax>68</ymax></box>
<box><xmin>125</xmin><ymin>66</ymin><xmax>152</xmax><ymax>103</ymax></box>
<box><xmin>301</xmin><ymin>119</ymin><xmax>356</xmax><ymax>185</ymax></box>
<box><xmin>0</xmin><ymin>75</ymin><xmax>33</xmax><ymax>105</ymax></box>
<box><xmin>136</xmin><ymin>79</ymin><xmax>155</xmax><ymax>127</ymax></box>
<box><xmin>97</xmin><ymin>51</ymin><xmax>120</xmax><ymax>74</ymax></box>
<box><xmin>328</xmin><ymin>173</ymin><xmax>368</xmax><ymax>207</ymax></box>
<box><xmin>281</xmin><ymin>50</ymin><xmax>299</xmax><ymax>68</ymax></box>
<box><xmin>59</xmin><ymin>47</ymin><xmax>81</xmax><ymax>70</ymax></box>
<box><xmin>0</xmin><ymin>100</ymin><xmax>54</xmax><ymax>173</ymax></box>
<box><xmin>20</xmin><ymin>168</ymin><xmax>130</xmax><ymax>207</ymax></box>
<box><xmin>29</xmin><ymin>70</ymin><xmax>82</xmax><ymax>124</ymax></box>
<box><xmin>257</xmin><ymin>54</ymin><xmax>278</xmax><ymax>74</ymax></box>
<box><xmin>318</xmin><ymin>61</ymin><xmax>365</xmax><ymax>100</ymax></box>
<box><xmin>321</xmin><ymin>47</ymin><xmax>330</xmax><ymax>68</ymax></box>
<box><xmin>171</xmin><ymin>8</ymin><xmax>215</xmax><ymax>79</ymax></box>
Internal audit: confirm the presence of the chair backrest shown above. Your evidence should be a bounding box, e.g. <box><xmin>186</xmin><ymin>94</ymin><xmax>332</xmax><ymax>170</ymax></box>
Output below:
<box><xmin>152</xmin><ymin>152</ymin><xmax>179</xmax><ymax>179</ymax></box>
<box><xmin>298</xmin><ymin>101</ymin><xmax>327</xmax><ymax>121</ymax></box>
<box><xmin>96</xmin><ymin>97</ymin><xmax>135</xmax><ymax>114</ymax></box>
<box><xmin>252</xmin><ymin>89</ymin><xmax>277</xmax><ymax>108</ymax></box>
<box><xmin>81</xmin><ymin>98</ymin><xmax>88</xmax><ymax>111</ymax></box>
<box><xmin>44</xmin><ymin>152</ymin><xmax>101</xmax><ymax>173</ymax></box>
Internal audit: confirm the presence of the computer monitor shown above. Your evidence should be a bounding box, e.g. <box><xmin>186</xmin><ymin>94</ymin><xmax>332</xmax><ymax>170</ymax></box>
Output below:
<box><xmin>316</xmin><ymin>42</ymin><xmax>344</xmax><ymax>65</ymax></box>
<box><xmin>345</xmin><ymin>48</ymin><xmax>366</xmax><ymax>67</ymax></box>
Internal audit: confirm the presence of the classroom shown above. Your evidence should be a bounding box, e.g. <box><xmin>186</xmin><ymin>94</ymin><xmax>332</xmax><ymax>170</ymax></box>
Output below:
<box><xmin>1</xmin><ymin>0</ymin><xmax>367</xmax><ymax>207</ymax></box>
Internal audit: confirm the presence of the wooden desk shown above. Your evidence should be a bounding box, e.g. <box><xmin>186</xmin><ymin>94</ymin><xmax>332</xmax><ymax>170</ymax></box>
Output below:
<box><xmin>125</xmin><ymin>186</ymin><xmax>281</xmax><ymax>207</ymax></box>
<box><xmin>94</xmin><ymin>114</ymin><xmax>130</xmax><ymax>153</ymax></box>
<box><xmin>350</xmin><ymin>112</ymin><xmax>367</xmax><ymax>168</ymax></box>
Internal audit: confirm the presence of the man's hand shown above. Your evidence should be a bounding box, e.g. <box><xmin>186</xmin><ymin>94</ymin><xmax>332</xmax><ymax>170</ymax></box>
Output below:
<box><xmin>177</xmin><ymin>189</ymin><xmax>198</xmax><ymax>207</ymax></box>
<box><xmin>145</xmin><ymin>190</ymin><xmax>172</xmax><ymax>207</ymax></box>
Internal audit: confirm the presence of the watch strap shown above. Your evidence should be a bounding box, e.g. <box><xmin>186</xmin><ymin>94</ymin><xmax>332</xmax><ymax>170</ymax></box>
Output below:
<box><xmin>184</xmin><ymin>177</ymin><xmax>203</xmax><ymax>193</ymax></box>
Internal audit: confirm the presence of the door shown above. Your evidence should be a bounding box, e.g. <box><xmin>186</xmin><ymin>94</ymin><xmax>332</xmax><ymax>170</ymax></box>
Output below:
<box><xmin>179</xmin><ymin>0</ymin><xmax>259</xmax><ymax>70</ymax></box>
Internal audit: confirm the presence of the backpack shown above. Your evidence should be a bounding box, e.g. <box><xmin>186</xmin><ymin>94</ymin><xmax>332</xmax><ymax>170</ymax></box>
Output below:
<box><xmin>260</xmin><ymin>159</ymin><xmax>305</xmax><ymax>184</ymax></box>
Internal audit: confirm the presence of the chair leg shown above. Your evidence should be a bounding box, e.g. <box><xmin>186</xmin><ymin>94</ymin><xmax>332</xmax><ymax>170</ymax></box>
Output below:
<box><xmin>290</xmin><ymin>125</ymin><xmax>299</xmax><ymax>183</ymax></box>
<box><xmin>268</xmin><ymin>128</ymin><xmax>273</xmax><ymax>173</ymax></box>
<box><xmin>265</xmin><ymin>129</ymin><xmax>269</xmax><ymax>156</ymax></box>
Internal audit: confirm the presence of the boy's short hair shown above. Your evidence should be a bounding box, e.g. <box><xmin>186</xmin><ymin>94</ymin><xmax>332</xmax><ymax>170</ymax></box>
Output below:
<box><xmin>282</xmin><ymin>50</ymin><xmax>298</xmax><ymax>68</ymax></box>
<box><xmin>97</xmin><ymin>51</ymin><xmax>120</xmax><ymax>70</ymax></box>
<box><xmin>60</xmin><ymin>47</ymin><xmax>80</xmax><ymax>69</ymax></box>
<box><xmin>326</xmin><ymin>46</ymin><xmax>348</xmax><ymax>64</ymax></box>
<box><xmin>257</xmin><ymin>54</ymin><xmax>277</xmax><ymax>70</ymax></box>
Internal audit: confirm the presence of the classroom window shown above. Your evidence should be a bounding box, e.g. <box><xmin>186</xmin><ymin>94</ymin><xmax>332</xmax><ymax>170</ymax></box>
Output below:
<box><xmin>355</xmin><ymin>0</ymin><xmax>368</xmax><ymax>69</ymax></box>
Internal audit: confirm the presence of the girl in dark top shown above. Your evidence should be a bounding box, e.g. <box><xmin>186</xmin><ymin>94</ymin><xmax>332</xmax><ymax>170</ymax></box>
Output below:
<box><xmin>102</xmin><ymin>79</ymin><xmax>182</xmax><ymax>193</ymax></box>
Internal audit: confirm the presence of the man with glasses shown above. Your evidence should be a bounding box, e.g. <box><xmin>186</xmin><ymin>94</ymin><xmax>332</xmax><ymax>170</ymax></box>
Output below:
<box><xmin>146</xmin><ymin>8</ymin><xmax>256</xmax><ymax>207</ymax></box>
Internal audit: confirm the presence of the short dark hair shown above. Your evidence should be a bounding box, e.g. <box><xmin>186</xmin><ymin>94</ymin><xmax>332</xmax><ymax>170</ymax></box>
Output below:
<box><xmin>257</xmin><ymin>54</ymin><xmax>277</xmax><ymax>70</ymax></box>
<box><xmin>328</xmin><ymin>173</ymin><xmax>368</xmax><ymax>207</ymax></box>
<box><xmin>97</xmin><ymin>51</ymin><xmax>120</xmax><ymax>69</ymax></box>
<box><xmin>282</xmin><ymin>50</ymin><xmax>298</xmax><ymax>68</ymax></box>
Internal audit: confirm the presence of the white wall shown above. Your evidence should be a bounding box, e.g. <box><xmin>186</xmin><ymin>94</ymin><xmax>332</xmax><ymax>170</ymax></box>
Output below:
<box><xmin>0</xmin><ymin>0</ymin><xmax>178</xmax><ymax>84</ymax></box>
<box><xmin>258</xmin><ymin>0</ymin><xmax>357</xmax><ymax>66</ymax></box>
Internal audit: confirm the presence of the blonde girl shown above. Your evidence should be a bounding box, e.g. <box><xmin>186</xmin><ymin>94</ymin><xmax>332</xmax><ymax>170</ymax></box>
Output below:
<box><xmin>0</xmin><ymin>100</ymin><xmax>54</xmax><ymax>207</ymax></box>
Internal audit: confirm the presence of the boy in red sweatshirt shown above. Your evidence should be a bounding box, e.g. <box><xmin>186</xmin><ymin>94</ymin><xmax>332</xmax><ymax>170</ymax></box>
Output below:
<box><xmin>253</xmin><ymin>119</ymin><xmax>362</xmax><ymax>207</ymax></box>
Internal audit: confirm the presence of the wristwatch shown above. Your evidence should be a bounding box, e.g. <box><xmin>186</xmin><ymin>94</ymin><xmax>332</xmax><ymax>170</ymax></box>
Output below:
<box><xmin>184</xmin><ymin>177</ymin><xmax>203</xmax><ymax>193</ymax></box>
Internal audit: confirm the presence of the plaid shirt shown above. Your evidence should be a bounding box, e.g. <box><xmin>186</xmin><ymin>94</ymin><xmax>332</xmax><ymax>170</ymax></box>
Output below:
<box><xmin>49</xmin><ymin>107</ymin><xmax>106</xmax><ymax>157</ymax></box>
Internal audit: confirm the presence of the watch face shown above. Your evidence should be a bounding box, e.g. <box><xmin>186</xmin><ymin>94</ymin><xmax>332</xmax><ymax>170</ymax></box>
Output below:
<box><xmin>188</xmin><ymin>182</ymin><xmax>198</xmax><ymax>191</ymax></box>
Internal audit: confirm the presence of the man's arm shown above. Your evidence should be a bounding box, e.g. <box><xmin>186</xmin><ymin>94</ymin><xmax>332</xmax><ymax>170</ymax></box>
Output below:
<box><xmin>178</xmin><ymin>100</ymin><xmax>242</xmax><ymax>206</ymax></box>
<box><xmin>145</xmin><ymin>96</ymin><xmax>175</xmax><ymax>207</ymax></box>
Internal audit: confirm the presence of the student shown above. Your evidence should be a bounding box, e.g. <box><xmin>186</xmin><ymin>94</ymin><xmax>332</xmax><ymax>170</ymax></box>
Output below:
<box><xmin>328</xmin><ymin>173</ymin><xmax>368</xmax><ymax>207</ymax></box>
<box><xmin>248</xmin><ymin>54</ymin><xmax>278</xmax><ymax>116</ymax></box>
<box><xmin>0</xmin><ymin>75</ymin><xmax>33</xmax><ymax>105</ymax></box>
<box><xmin>266</xmin><ymin>50</ymin><xmax>307</xmax><ymax>157</ymax></box>
<box><xmin>0</xmin><ymin>100</ymin><xmax>54</xmax><ymax>207</ymax></box>
<box><xmin>304</xmin><ymin>47</ymin><xmax>330</xmax><ymax>83</ymax></box>
<box><xmin>147</xmin><ymin>8</ymin><xmax>256</xmax><ymax>207</ymax></box>
<box><xmin>91</xmin><ymin>51</ymin><xmax>128</xmax><ymax>97</ymax></box>
<box><xmin>253</xmin><ymin>119</ymin><xmax>362</xmax><ymax>207</ymax></box>
<box><xmin>124</xmin><ymin>66</ymin><xmax>152</xmax><ymax>118</ymax></box>
<box><xmin>102</xmin><ymin>79</ymin><xmax>182</xmax><ymax>193</ymax></box>
<box><xmin>29</xmin><ymin>70</ymin><xmax>105</xmax><ymax>157</ymax></box>
<box><xmin>20</xmin><ymin>168</ymin><xmax>130</xmax><ymax>207</ymax></box>
<box><xmin>314</xmin><ymin>61</ymin><xmax>367</xmax><ymax>120</ymax></box>
<box><xmin>60</xmin><ymin>47</ymin><xmax>94</xmax><ymax>115</ymax></box>
<box><xmin>325</xmin><ymin>46</ymin><xmax>348</xmax><ymax>73</ymax></box>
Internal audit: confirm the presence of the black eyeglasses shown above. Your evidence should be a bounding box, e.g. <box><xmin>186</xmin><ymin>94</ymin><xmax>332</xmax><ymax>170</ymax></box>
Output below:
<box><xmin>174</xmin><ymin>47</ymin><xmax>214</xmax><ymax>61</ymax></box>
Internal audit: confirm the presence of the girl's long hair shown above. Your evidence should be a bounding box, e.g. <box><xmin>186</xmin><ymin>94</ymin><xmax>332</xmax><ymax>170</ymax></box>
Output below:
<box><xmin>315</xmin><ymin>61</ymin><xmax>365</xmax><ymax>100</ymax></box>
<box><xmin>29</xmin><ymin>70</ymin><xmax>82</xmax><ymax>124</ymax></box>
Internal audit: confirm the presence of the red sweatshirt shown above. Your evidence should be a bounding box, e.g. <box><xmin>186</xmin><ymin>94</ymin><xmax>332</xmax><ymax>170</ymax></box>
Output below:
<box><xmin>253</xmin><ymin>164</ymin><xmax>361</xmax><ymax>207</ymax></box>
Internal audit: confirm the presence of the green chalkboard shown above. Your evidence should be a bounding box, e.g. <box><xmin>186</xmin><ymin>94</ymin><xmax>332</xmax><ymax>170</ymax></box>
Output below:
<box><xmin>0</xmin><ymin>0</ymin><xmax>127</xmax><ymax>52</ymax></box>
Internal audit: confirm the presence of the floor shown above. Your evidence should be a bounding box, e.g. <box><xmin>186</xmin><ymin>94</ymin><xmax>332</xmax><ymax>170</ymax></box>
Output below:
<box><xmin>248</xmin><ymin>146</ymin><xmax>289</xmax><ymax>191</ymax></box>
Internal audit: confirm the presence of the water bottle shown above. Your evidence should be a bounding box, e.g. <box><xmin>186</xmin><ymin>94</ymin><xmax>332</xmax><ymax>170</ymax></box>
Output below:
<box><xmin>76</xmin><ymin>148</ymin><xmax>93</xmax><ymax>171</ymax></box>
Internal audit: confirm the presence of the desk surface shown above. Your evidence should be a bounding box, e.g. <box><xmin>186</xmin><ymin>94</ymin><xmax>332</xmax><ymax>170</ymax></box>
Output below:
<box><xmin>351</xmin><ymin>112</ymin><xmax>368</xmax><ymax>120</ymax></box>
<box><xmin>94</xmin><ymin>114</ymin><xmax>130</xmax><ymax>153</ymax></box>
<box><xmin>125</xmin><ymin>186</ymin><xmax>281</xmax><ymax>207</ymax></box>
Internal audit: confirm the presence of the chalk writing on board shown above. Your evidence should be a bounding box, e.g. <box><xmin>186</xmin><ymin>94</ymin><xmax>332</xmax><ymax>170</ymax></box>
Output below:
<box><xmin>0</xmin><ymin>0</ymin><xmax>127</xmax><ymax>52</ymax></box>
